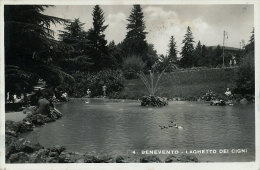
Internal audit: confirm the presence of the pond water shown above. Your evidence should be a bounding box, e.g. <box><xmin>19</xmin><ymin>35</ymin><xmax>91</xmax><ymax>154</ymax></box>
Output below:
<box><xmin>22</xmin><ymin>98</ymin><xmax>255</xmax><ymax>162</ymax></box>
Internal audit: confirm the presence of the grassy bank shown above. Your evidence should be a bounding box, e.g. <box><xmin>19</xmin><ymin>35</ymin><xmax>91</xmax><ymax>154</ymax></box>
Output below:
<box><xmin>116</xmin><ymin>67</ymin><xmax>238</xmax><ymax>100</ymax></box>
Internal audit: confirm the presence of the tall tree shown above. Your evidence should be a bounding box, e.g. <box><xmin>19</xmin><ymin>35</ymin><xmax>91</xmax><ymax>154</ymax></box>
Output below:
<box><xmin>168</xmin><ymin>36</ymin><xmax>178</xmax><ymax>64</ymax></box>
<box><xmin>214</xmin><ymin>45</ymin><xmax>223</xmax><ymax>66</ymax></box>
<box><xmin>59</xmin><ymin>18</ymin><xmax>92</xmax><ymax>72</ymax></box>
<box><xmin>86</xmin><ymin>5</ymin><xmax>110</xmax><ymax>70</ymax></box>
<box><xmin>123</xmin><ymin>5</ymin><xmax>148</xmax><ymax>58</ymax></box>
<box><xmin>246</xmin><ymin>27</ymin><xmax>254</xmax><ymax>51</ymax></box>
<box><xmin>5</xmin><ymin>5</ymin><xmax>74</xmax><ymax>96</ymax></box>
<box><xmin>180</xmin><ymin>26</ymin><xmax>195</xmax><ymax>68</ymax></box>
<box><xmin>194</xmin><ymin>41</ymin><xmax>202</xmax><ymax>66</ymax></box>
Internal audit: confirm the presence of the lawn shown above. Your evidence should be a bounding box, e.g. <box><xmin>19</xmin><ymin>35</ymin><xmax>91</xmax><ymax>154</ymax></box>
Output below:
<box><xmin>117</xmin><ymin>67</ymin><xmax>238</xmax><ymax>100</ymax></box>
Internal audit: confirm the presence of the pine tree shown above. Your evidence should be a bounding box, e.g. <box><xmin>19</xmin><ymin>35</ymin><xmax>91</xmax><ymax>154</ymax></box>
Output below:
<box><xmin>87</xmin><ymin>5</ymin><xmax>110</xmax><ymax>70</ymax></box>
<box><xmin>59</xmin><ymin>18</ymin><xmax>92</xmax><ymax>72</ymax></box>
<box><xmin>214</xmin><ymin>45</ymin><xmax>223</xmax><ymax>66</ymax></box>
<box><xmin>249</xmin><ymin>28</ymin><xmax>254</xmax><ymax>45</ymax></box>
<box><xmin>59</xmin><ymin>18</ymin><xmax>88</xmax><ymax>56</ymax></box>
<box><xmin>194</xmin><ymin>41</ymin><xmax>202</xmax><ymax>66</ymax></box>
<box><xmin>180</xmin><ymin>26</ymin><xmax>195</xmax><ymax>68</ymax></box>
<box><xmin>246</xmin><ymin>27</ymin><xmax>254</xmax><ymax>51</ymax></box>
<box><xmin>168</xmin><ymin>36</ymin><xmax>178</xmax><ymax>64</ymax></box>
<box><xmin>200</xmin><ymin>45</ymin><xmax>208</xmax><ymax>66</ymax></box>
<box><xmin>123</xmin><ymin>5</ymin><xmax>148</xmax><ymax>57</ymax></box>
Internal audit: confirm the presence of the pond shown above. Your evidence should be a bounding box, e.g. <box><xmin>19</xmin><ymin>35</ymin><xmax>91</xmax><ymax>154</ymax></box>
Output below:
<box><xmin>22</xmin><ymin>98</ymin><xmax>255</xmax><ymax>162</ymax></box>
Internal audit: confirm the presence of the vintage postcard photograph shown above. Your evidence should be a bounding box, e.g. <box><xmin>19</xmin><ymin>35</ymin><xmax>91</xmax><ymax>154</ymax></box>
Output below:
<box><xmin>1</xmin><ymin>0</ymin><xmax>259</xmax><ymax>170</ymax></box>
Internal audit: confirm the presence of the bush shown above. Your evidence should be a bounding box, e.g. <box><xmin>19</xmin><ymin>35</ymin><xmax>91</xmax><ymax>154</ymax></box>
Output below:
<box><xmin>72</xmin><ymin>70</ymin><xmax>124</xmax><ymax>97</ymax></box>
<box><xmin>234</xmin><ymin>50</ymin><xmax>254</xmax><ymax>95</ymax></box>
<box><xmin>122</xmin><ymin>55</ymin><xmax>145</xmax><ymax>79</ymax></box>
<box><xmin>141</xmin><ymin>96</ymin><xmax>168</xmax><ymax>107</ymax></box>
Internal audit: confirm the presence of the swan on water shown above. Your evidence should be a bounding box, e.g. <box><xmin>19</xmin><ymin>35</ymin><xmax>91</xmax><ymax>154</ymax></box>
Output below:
<box><xmin>174</xmin><ymin>124</ymin><xmax>183</xmax><ymax>129</ymax></box>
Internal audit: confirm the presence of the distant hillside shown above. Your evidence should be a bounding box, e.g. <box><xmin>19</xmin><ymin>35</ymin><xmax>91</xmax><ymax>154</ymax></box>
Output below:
<box><xmin>117</xmin><ymin>67</ymin><xmax>238</xmax><ymax>100</ymax></box>
<box><xmin>207</xmin><ymin>45</ymin><xmax>240</xmax><ymax>51</ymax></box>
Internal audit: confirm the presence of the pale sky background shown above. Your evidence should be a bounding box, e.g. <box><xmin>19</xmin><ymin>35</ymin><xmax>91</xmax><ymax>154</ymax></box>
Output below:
<box><xmin>44</xmin><ymin>5</ymin><xmax>254</xmax><ymax>56</ymax></box>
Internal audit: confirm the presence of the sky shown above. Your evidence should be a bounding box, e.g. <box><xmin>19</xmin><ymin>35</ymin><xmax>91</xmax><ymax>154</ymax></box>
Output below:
<box><xmin>44</xmin><ymin>5</ymin><xmax>254</xmax><ymax>56</ymax></box>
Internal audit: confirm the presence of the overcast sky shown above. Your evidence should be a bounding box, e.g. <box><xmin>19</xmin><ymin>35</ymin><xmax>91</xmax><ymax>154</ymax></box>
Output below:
<box><xmin>44</xmin><ymin>5</ymin><xmax>254</xmax><ymax>56</ymax></box>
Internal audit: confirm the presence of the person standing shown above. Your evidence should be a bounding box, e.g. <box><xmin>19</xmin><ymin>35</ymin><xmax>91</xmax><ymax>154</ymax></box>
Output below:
<box><xmin>102</xmin><ymin>85</ymin><xmax>107</xmax><ymax>97</ymax></box>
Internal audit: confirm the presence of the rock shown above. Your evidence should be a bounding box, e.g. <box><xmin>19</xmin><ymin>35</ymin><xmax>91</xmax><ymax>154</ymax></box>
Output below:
<box><xmin>83</xmin><ymin>154</ymin><xmax>114</xmax><ymax>163</ymax></box>
<box><xmin>240</xmin><ymin>98</ymin><xmax>248</xmax><ymax>104</ymax></box>
<box><xmin>50</xmin><ymin>145</ymin><xmax>66</xmax><ymax>154</ymax></box>
<box><xmin>83</xmin><ymin>154</ymin><xmax>100</xmax><ymax>163</ymax></box>
<box><xmin>164</xmin><ymin>155</ymin><xmax>179</xmax><ymax>162</ymax></box>
<box><xmin>17</xmin><ymin>121</ymin><xmax>33</xmax><ymax>133</ymax></box>
<box><xmin>38</xmin><ymin>98</ymin><xmax>50</xmax><ymax>115</ymax></box>
<box><xmin>115</xmin><ymin>156</ymin><xmax>128</xmax><ymax>163</ymax></box>
<box><xmin>23</xmin><ymin>106</ymin><xmax>37</xmax><ymax>115</ymax></box>
<box><xmin>5</xmin><ymin>134</ymin><xmax>17</xmax><ymax>146</ymax></box>
<box><xmin>14</xmin><ymin>138</ymin><xmax>43</xmax><ymax>153</ymax></box>
<box><xmin>47</xmin><ymin>157</ymin><xmax>59</xmax><ymax>163</ymax></box>
<box><xmin>165</xmin><ymin>155</ymin><xmax>198</xmax><ymax>162</ymax></box>
<box><xmin>49</xmin><ymin>151</ymin><xmax>59</xmax><ymax>157</ymax></box>
<box><xmin>5</xmin><ymin>129</ymin><xmax>18</xmax><ymax>137</ymax></box>
<box><xmin>5</xmin><ymin>134</ymin><xmax>17</xmax><ymax>158</ymax></box>
<box><xmin>25</xmin><ymin>114</ymin><xmax>48</xmax><ymax>126</ymax></box>
<box><xmin>6</xmin><ymin>120</ymin><xmax>19</xmax><ymax>134</ymax></box>
<box><xmin>140</xmin><ymin>155</ymin><xmax>161</xmax><ymax>163</ymax></box>
<box><xmin>141</xmin><ymin>96</ymin><xmax>168</xmax><ymax>107</ymax></box>
<box><xmin>98</xmin><ymin>155</ymin><xmax>114</xmax><ymax>163</ymax></box>
<box><xmin>59</xmin><ymin>151</ymin><xmax>83</xmax><ymax>163</ymax></box>
<box><xmin>179</xmin><ymin>155</ymin><xmax>198</xmax><ymax>162</ymax></box>
<box><xmin>29</xmin><ymin>149</ymin><xmax>50</xmax><ymax>163</ymax></box>
<box><xmin>8</xmin><ymin>152</ymin><xmax>29</xmax><ymax>163</ymax></box>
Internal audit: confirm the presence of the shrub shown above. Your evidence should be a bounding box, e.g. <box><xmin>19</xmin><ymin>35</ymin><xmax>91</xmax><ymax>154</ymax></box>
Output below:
<box><xmin>234</xmin><ymin>50</ymin><xmax>254</xmax><ymax>96</ymax></box>
<box><xmin>72</xmin><ymin>70</ymin><xmax>124</xmax><ymax>97</ymax></box>
<box><xmin>122</xmin><ymin>55</ymin><xmax>145</xmax><ymax>79</ymax></box>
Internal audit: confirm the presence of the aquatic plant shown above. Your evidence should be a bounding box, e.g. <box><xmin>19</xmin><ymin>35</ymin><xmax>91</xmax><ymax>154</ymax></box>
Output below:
<box><xmin>137</xmin><ymin>67</ymin><xmax>166</xmax><ymax>96</ymax></box>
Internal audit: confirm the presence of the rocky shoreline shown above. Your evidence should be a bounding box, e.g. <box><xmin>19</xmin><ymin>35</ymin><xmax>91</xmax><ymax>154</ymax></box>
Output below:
<box><xmin>5</xmin><ymin>101</ymin><xmax>199</xmax><ymax>163</ymax></box>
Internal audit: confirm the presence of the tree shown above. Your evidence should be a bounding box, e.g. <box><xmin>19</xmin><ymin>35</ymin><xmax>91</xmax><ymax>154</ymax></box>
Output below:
<box><xmin>59</xmin><ymin>18</ymin><xmax>92</xmax><ymax>72</ymax></box>
<box><xmin>108</xmin><ymin>41</ymin><xmax>123</xmax><ymax>69</ymax></box>
<box><xmin>145</xmin><ymin>44</ymin><xmax>158</xmax><ymax>69</ymax></box>
<box><xmin>5</xmin><ymin>5</ymin><xmax>74</xmax><ymax>96</ymax></box>
<box><xmin>168</xmin><ymin>36</ymin><xmax>178</xmax><ymax>64</ymax></box>
<box><xmin>180</xmin><ymin>26</ymin><xmax>195</xmax><ymax>68</ymax></box>
<box><xmin>246</xmin><ymin>27</ymin><xmax>254</xmax><ymax>52</ymax></box>
<box><xmin>214</xmin><ymin>45</ymin><xmax>223</xmax><ymax>66</ymax></box>
<box><xmin>234</xmin><ymin>28</ymin><xmax>255</xmax><ymax>96</ymax></box>
<box><xmin>86</xmin><ymin>5</ymin><xmax>111</xmax><ymax>70</ymax></box>
<box><xmin>194</xmin><ymin>41</ymin><xmax>202</xmax><ymax>66</ymax></box>
<box><xmin>123</xmin><ymin>5</ymin><xmax>148</xmax><ymax>58</ymax></box>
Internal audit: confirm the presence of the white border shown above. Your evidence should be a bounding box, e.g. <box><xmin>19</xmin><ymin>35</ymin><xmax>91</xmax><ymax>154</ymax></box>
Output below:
<box><xmin>0</xmin><ymin>0</ymin><xmax>259</xmax><ymax>170</ymax></box>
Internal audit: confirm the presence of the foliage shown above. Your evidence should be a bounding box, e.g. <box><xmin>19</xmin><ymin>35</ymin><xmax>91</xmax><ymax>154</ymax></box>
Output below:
<box><xmin>5</xmin><ymin>5</ymin><xmax>74</xmax><ymax>95</ymax></box>
<box><xmin>107</xmin><ymin>41</ymin><xmax>124</xmax><ymax>69</ymax></box>
<box><xmin>234</xmin><ymin>49</ymin><xmax>254</xmax><ymax>95</ymax></box>
<box><xmin>123</xmin><ymin>5</ymin><xmax>148</xmax><ymax>57</ymax></box>
<box><xmin>86</xmin><ymin>5</ymin><xmax>114</xmax><ymax>71</ymax></box>
<box><xmin>168</xmin><ymin>36</ymin><xmax>178</xmax><ymax>64</ymax></box>
<box><xmin>122</xmin><ymin>55</ymin><xmax>145</xmax><ymax>79</ymax></box>
<box><xmin>72</xmin><ymin>70</ymin><xmax>124</xmax><ymax>97</ymax></box>
<box><xmin>138</xmin><ymin>68</ymin><xmax>166</xmax><ymax>96</ymax></box>
<box><xmin>141</xmin><ymin>96</ymin><xmax>168</xmax><ymax>107</ymax></box>
<box><xmin>193</xmin><ymin>41</ymin><xmax>202</xmax><ymax>66</ymax></box>
<box><xmin>59</xmin><ymin>18</ymin><xmax>92</xmax><ymax>72</ymax></box>
<box><xmin>5</xmin><ymin>65</ymin><xmax>39</xmax><ymax>96</ymax></box>
<box><xmin>155</xmin><ymin>54</ymin><xmax>178</xmax><ymax>72</ymax></box>
<box><xmin>180</xmin><ymin>26</ymin><xmax>195</xmax><ymax>68</ymax></box>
